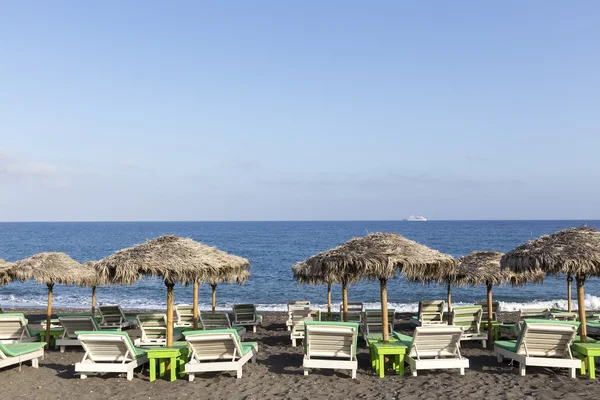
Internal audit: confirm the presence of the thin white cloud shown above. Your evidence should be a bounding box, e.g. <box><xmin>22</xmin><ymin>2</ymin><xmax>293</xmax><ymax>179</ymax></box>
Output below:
<box><xmin>0</xmin><ymin>152</ymin><xmax>62</xmax><ymax>179</ymax></box>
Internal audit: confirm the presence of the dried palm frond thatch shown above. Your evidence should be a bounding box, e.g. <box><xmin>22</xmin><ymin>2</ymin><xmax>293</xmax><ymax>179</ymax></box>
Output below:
<box><xmin>10</xmin><ymin>252</ymin><xmax>84</xmax><ymax>286</ymax></box>
<box><xmin>501</xmin><ymin>227</ymin><xmax>600</xmax><ymax>277</ymax></box>
<box><xmin>95</xmin><ymin>235</ymin><xmax>250</xmax><ymax>286</ymax></box>
<box><xmin>0</xmin><ymin>259</ymin><xmax>14</xmax><ymax>285</ymax></box>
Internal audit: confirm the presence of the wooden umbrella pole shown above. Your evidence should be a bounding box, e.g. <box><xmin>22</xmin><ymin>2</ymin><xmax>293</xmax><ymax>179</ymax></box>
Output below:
<box><xmin>342</xmin><ymin>281</ymin><xmax>348</xmax><ymax>322</ymax></box>
<box><xmin>327</xmin><ymin>283</ymin><xmax>332</xmax><ymax>321</ymax></box>
<box><xmin>193</xmin><ymin>282</ymin><xmax>199</xmax><ymax>329</ymax></box>
<box><xmin>211</xmin><ymin>284</ymin><xmax>217</xmax><ymax>313</ymax></box>
<box><xmin>380</xmin><ymin>279</ymin><xmax>389</xmax><ymax>343</ymax></box>
<box><xmin>166</xmin><ymin>283</ymin><xmax>174</xmax><ymax>347</ymax></box>
<box><xmin>45</xmin><ymin>283</ymin><xmax>54</xmax><ymax>349</ymax></box>
<box><xmin>91</xmin><ymin>286</ymin><xmax>97</xmax><ymax>314</ymax></box>
<box><xmin>447</xmin><ymin>280</ymin><xmax>452</xmax><ymax>325</ymax></box>
<box><xmin>567</xmin><ymin>274</ymin><xmax>573</xmax><ymax>313</ymax></box>
<box><xmin>487</xmin><ymin>282</ymin><xmax>493</xmax><ymax>349</ymax></box>
<box><xmin>577</xmin><ymin>275</ymin><xmax>587</xmax><ymax>342</ymax></box>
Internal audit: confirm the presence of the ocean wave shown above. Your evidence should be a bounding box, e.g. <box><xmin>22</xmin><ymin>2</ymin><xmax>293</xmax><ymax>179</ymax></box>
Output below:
<box><xmin>3</xmin><ymin>293</ymin><xmax>600</xmax><ymax>312</ymax></box>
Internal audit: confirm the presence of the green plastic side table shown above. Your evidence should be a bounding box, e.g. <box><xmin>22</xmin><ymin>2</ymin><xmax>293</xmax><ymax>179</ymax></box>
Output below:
<box><xmin>369</xmin><ymin>341</ymin><xmax>407</xmax><ymax>378</ymax></box>
<box><xmin>142</xmin><ymin>342</ymin><xmax>189</xmax><ymax>382</ymax></box>
<box><xmin>571</xmin><ymin>342</ymin><xmax>600</xmax><ymax>379</ymax></box>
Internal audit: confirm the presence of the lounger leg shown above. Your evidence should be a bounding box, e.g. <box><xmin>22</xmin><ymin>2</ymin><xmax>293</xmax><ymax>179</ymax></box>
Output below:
<box><xmin>32</xmin><ymin>358</ymin><xmax>39</xmax><ymax>368</ymax></box>
<box><xmin>80</xmin><ymin>373</ymin><xmax>87</xmax><ymax>379</ymax></box>
<box><xmin>60</xmin><ymin>346</ymin><xmax>65</xmax><ymax>353</ymax></box>
<box><xmin>292</xmin><ymin>338</ymin><xmax>296</xmax><ymax>347</ymax></box>
<box><xmin>304</xmin><ymin>369</ymin><xmax>309</xmax><ymax>376</ymax></box>
<box><xmin>237</xmin><ymin>367</ymin><xmax>242</xmax><ymax>379</ymax></box>
<box><xmin>188</xmin><ymin>373</ymin><xmax>195</xmax><ymax>382</ymax></box>
<box><xmin>482</xmin><ymin>340</ymin><xmax>486</xmax><ymax>348</ymax></box>
<box><xmin>253</xmin><ymin>326</ymin><xmax>257</xmax><ymax>333</ymax></box>
<box><xmin>460</xmin><ymin>367</ymin><xmax>465</xmax><ymax>375</ymax></box>
<box><xmin>18</xmin><ymin>363</ymin><xmax>22</xmax><ymax>372</ymax></box>
<box><xmin>412</xmin><ymin>369</ymin><xmax>417</xmax><ymax>377</ymax></box>
<box><xmin>351</xmin><ymin>368</ymin><xmax>356</xmax><ymax>379</ymax></box>
<box><xmin>497</xmin><ymin>354</ymin><xmax>503</xmax><ymax>363</ymax></box>
<box><xmin>251</xmin><ymin>353</ymin><xmax>257</xmax><ymax>363</ymax></box>
<box><xmin>570</xmin><ymin>368</ymin><xmax>576</xmax><ymax>379</ymax></box>
<box><xmin>519</xmin><ymin>363</ymin><xmax>526</xmax><ymax>376</ymax></box>
<box><xmin>127</xmin><ymin>370</ymin><xmax>134</xmax><ymax>381</ymax></box>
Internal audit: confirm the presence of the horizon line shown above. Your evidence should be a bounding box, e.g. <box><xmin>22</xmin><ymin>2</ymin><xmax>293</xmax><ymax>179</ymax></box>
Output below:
<box><xmin>0</xmin><ymin>218</ymin><xmax>597</xmax><ymax>223</ymax></box>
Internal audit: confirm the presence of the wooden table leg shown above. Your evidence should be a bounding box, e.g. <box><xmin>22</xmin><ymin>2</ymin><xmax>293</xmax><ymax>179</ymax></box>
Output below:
<box><xmin>159</xmin><ymin>359</ymin><xmax>166</xmax><ymax>377</ymax></box>
<box><xmin>149</xmin><ymin>358</ymin><xmax>156</xmax><ymax>382</ymax></box>
<box><xmin>378</xmin><ymin>353</ymin><xmax>385</xmax><ymax>378</ymax></box>
<box><xmin>589</xmin><ymin>356</ymin><xmax>596</xmax><ymax>380</ymax></box>
<box><xmin>580</xmin><ymin>354</ymin><xmax>587</xmax><ymax>376</ymax></box>
<box><xmin>398</xmin><ymin>354</ymin><xmax>404</xmax><ymax>376</ymax></box>
<box><xmin>169</xmin><ymin>357</ymin><xmax>177</xmax><ymax>381</ymax></box>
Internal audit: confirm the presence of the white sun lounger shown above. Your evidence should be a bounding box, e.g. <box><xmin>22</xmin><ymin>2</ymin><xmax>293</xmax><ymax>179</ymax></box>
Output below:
<box><xmin>410</xmin><ymin>300</ymin><xmax>446</xmax><ymax>326</ymax></box>
<box><xmin>361</xmin><ymin>309</ymin><xmax>396</xmax><ymax>346</ymax></box>
<box><xmin>199</xmin><ymin>312</ymin><xmax>246</xmax><ymax>337</ymax></box>
<box><xmin>232</xmin><ymin>304</ymin><xmax>263</xmax><ymax>333</ymax></box>
<box><xmin>175</xmin><ymin>304</ymin><xmax>195</xmax><ymax>327</ymax></box>
<box><xmin>517</xmin><ymin>307</ymin><xmax>551</xmax><ymax>321</ymax></box>
<box><xmin>56</xmin><ymin>313</ymin><xmax>101</xmax><ymax>353</ymax></box>
<box><xmin>183</xmin><ymin>329</ymin><xmax>258</xmax><ymax>380</ymax></box>
<box><xmin>98</xmin><ymin>305</ymin><xmax>137</xmax><ymax>329</ymax></box>
<box><xmin>303</xmin><ymin>321</ymin><xmax>358</xmax><ymax>379</ymax></box>
<box><xmin>0</xmin><ymin>341</ymin><xmax>46</xmax><ymax>371</ymax></box>
<box><xmin>475</xmin><ymin>301</ymin><xmax>499</xmax><ymax>321</ymax></box>
<box><xmin>0</xmin><ymin>313</ymin><xmax>41</xmax><ymax>344</ymax></box>
<box><xmin>286</xmin><ymin>301</ymin><xmax>311</xmax><ymax>331</ymax></box>
<box><xmin>75</xmin><ymin>331</ymin><xmax>148</xmax><ymax>380</ymax></box>
<box><xmin>339</xmin><ymin>302</ymin><xmax>364</xmax><ymax>323</ymax></box>
<box><xmin>451</xmin><ymin>306</ymin><xmax>487</xmax><ymax>348</ymax></box>
<box><xmin>135</xmin><ymin>313</ymin><xmax>184</xmax><ymax>346</ymax></box>
<box><xmin>494</xmin><ymin>321</ymin><xmax>580</xmax><ymax>378</ymax></box>
<box><xmin>394</xmin><ymin>326</ymin><xmax>469</xmax><ymax>376</ymax></box>
<box><xmin>291</xmin><ymin>308</ymin><xmax>320</xmax><ymax>347</ymax></box>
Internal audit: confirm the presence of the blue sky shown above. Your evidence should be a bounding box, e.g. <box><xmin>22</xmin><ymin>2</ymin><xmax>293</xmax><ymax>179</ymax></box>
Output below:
<box><xmin>1</xmin><ymin>2</ymin><xmax>599</xmax><ymax>221</ymax></box>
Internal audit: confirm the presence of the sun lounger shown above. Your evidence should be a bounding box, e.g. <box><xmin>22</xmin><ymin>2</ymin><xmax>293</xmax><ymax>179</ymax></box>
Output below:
<box><xmin>494</xmin><ymin>321</ymin><xmax>580</xmax><ymax>377</ymax></box>
<box><xmin>135</xmin><ymin>313</ymin><xmax>184</xmax><ymax>346</ymax></box>
<box><xmin>183</xmin><ymin>329</ymin><xmax>258</xmax><ymax>380</ymax></box>
<box><xmin>394</xmin><ymin>326</ymin><xmax>468</xmax><ymax>376</ymax></box>
<box><xmin>286</xmin><ymin>301</ymin><xmax>310</xmax><ymax>331</ymax></box>
<box><xmin>475</xmin><ymin>301</ymin><xmax>499</xmax><ymax>321</ymax></box>
<box><xmin>0</xmin><ymin>341</ymin><xmax>46</xmax><ymax>371</ymax></box>
<box><xmin>549</xmin><ymin>311</ymin><xmax>578</xmax><ymax>321</ymax></box>
<box><xmin>75</xmin><ymin>331</ymin><xmax>148</xmax><ymax>380</ymax></box>
<box><xmin>339</xmin><ymin>302</ymin><xmax>363</xmax><ymax>323</ymax></box>
<box><xmin>0</xmin><ymin>313</ymin><xmax>40</xmax><ymax>344</ymax></box>
<box><xmin>290</xmin><ymin>308</ymin><xmax>320</xmax><ymax>347</ymax></box>
<box><xmin>588</xmin><ymin>320</ymin><xmax>600</xmax><ymax>336</ymax></box>
<box><xmin>199</xmin><ymin>312</ymin><xmax>246</xmax><ymax>337</ymax></box>
<box><xmin>410</xmin><ymin>300</ymin><xmax>445</xmax><ymax>326</ymax></box>
<box><xmin>175</xmin><ymin>304</ymin><xmax>195</xmax><ymax>327</ymax></box>
<box><xmin>517</xmin><ymin>307</ymin><xmax>551</xmax><ymax>321</ymax></box>
<box><xmin>232</xmin><ymin>304</ymin><xmax>263</xmax><ymax>333</ymax></box>
<box><xmin>303</xmin><ymin>321</ymin><xmax>358</xmax><ymax>379</ymax></box>
<box><xmin>361</xmin><ymin>309</ymin><xmax>395</xmax><ymax>346</ymax></box>
<box><xmin>451</xmin><ymin>306</ymin><xmax>487</xmax><ymax>348</ymax></box>
<box><xmin>98</xmin><ymin>305</ymin><xmax>137</xmax><ymax>329</ymax></box>
<box><xmin>56</xmin><ymin>313</ymin><xmax>102</xmax><ymax>352</ymax></box>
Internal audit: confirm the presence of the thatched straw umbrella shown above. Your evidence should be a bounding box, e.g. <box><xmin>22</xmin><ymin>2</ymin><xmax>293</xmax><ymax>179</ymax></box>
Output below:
<box><xmin>9</xmin><ymin>252</ymin><xmax>85</xmax><ymax>347</ymax></box>
<box><xmin>205</xmin><ymin>268</ymin><xmax>250</xmax><ymax>313</ymax></box>
<box><xmin>95</xmin><ymin>235</ymin><xmax>250</xmax><ymax>346</ymax></box>
<box><xmin>298</xmin><ymin>232</ymin><xmax>456</xmax><ymax>342</ymax></box>
<box><xmin>80</xmin><ymin>261</ymin><xmax>108</xmax><ymax>314</ymax></box>
<box><xmin>501</xmin><ymin>227</ymin><xmax>600</xmax><ymax>342</ymax></box>
<box><xmin>0</xmin><ymin>259</ymin><xmax>14</xmax><ymax>285</ymax></box>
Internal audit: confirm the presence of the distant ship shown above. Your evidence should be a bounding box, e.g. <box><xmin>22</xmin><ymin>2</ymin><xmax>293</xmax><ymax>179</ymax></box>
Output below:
<box><xmin>403</xmin><ymin>215</ymin><xmax>427</xmax><ymax>221</ymax></box>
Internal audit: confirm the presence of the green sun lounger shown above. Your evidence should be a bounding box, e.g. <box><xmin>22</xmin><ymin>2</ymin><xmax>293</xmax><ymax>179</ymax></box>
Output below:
<box><xmin>0</xmin><ymin>313</ymin><xmax>40</xmax><ymax>344</ymax></box>
<box><xmin>0</xmin><ymin>341</ymin><xmax>46</xmax><ymax>371</ymax></box>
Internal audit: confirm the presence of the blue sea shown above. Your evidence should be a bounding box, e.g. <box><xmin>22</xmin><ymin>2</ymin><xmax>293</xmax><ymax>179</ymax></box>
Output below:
<box><xmin>1</xmin><ymin>220</ymin><xmax>599</xmax><ymax>312</ymax></box>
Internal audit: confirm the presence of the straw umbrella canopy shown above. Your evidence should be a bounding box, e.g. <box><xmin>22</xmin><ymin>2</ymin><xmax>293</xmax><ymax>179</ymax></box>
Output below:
<box><xmin>0</xmin><ymin>259</ymin><xmax>14</xmax><ymax>285</ymax></box>
<box><xmin>298</xmin><ymin>232</ymin><xmax>456</xmax><ymax>342</ymax></box>
<box><xmin>9</xmin><ymin>252</ymin><xmax>85</xmax><ymax>347</ymax></box>
<box><xmin>95</xmin><ymin>235</ymin><xmax>250</xmax><ymax>345</ymax></box>
<box><xmin>205</xmin><ymin>265</ymin><xmax>250</xmax><ymax>313</ymax></box>
<box><xmin>79</xmin><ymin>261</ymin><xmax>109</xmax><ymax>314</ymax></box>
<box><xmin>501</xmin><ymin>227</ymin><xmax>600</xmax><ymax>342</ymax></box>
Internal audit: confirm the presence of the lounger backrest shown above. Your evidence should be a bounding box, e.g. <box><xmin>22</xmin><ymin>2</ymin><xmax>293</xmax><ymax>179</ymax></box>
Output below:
<box><xmin>184</xmin><ymin>329</ymin><xmax>243</xmax><ymax>361</ymax></box>
<box><xmin>475</xmin><ymin>301</ymin><xmax>499</xmax><ymax>320</ymax></box>
<box><xmin>339</xmin><ymin>302</ymin><xmax>363</xmax><ymax>322</ymax></box>
<box><xmin>518</xmin><ymin>308</ymin><xmax>551</xmax><ymax>321</ymax></box>
<box><xmin>451</xmin><ymin>306</ymin><xmax>483</xmax><ymax>334</ymax></box>
<box><xmin>418</xmin><ymin>300</ymin><xmax>445</xmax><ymax>323</ymax></box>
<box><xmin>515</xmin><ymin>322</ymin><xmax>577</xmax><ymax>357</ymax></box>
<box><xmin>58</xmin><ymin>314</ymin><xmax>99</xmax><ymax>339</ymax></box>
<box><xmin>200</xmin><ymin>312</ymin><xmax>232</xmax><ymax>330</ymax></box>
<box><xmin>99</xmin><ymin>305</ymin><xmax>125</xmax><ymax>326</ymax></box>
<box><xmin>137</xmin><ymin>314</ymin><xmax>167</xmax><ymax>342</ymax></box>
<box><xmin>288</xmin><ymin>301</ymin><xmax>310</xmax><ymax>312</ymax></box>
<box><xmin>362</xmin><ymin>309</ymin><xmax>395</xmax><ymax>335</ymax></box>
<box><xmin>291</xmin><ymin>309</ymin><xmax>319</xmax><ymax>334</ymax></box>
<box><xmin>175</xmin><ymin>304</ymin><xmax>195</xmax><ymax>326</ymax></box>
<box><xmin>77</xmin><ymin>332</ymin><xmax>138</xmax><ymax>362</ymax></box>
<box><xmin>409</xmin><ymin>326</ymin><xmax>463</xmax><ymax>358</ymax></box>
<box><xmin>0</xmin><ymin>314</ymin><xmax>31</xmax><ymax>341</ymax></box>
<box><xmin>233</xmin><ymin>304</ymin><xmax>258</xmax><ymax>323</ymax></box>
<box><xmin>304</xmin><ymin>322</ymin><xmax>358</xmax><ymax>360</ymax></box>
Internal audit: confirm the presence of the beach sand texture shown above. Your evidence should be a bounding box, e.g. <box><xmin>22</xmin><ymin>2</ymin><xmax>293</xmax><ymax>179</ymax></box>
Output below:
<box><xmin>0</xmin><ymin>309</ymin><xmax>598</xmax><ymax>400</ymax></box>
